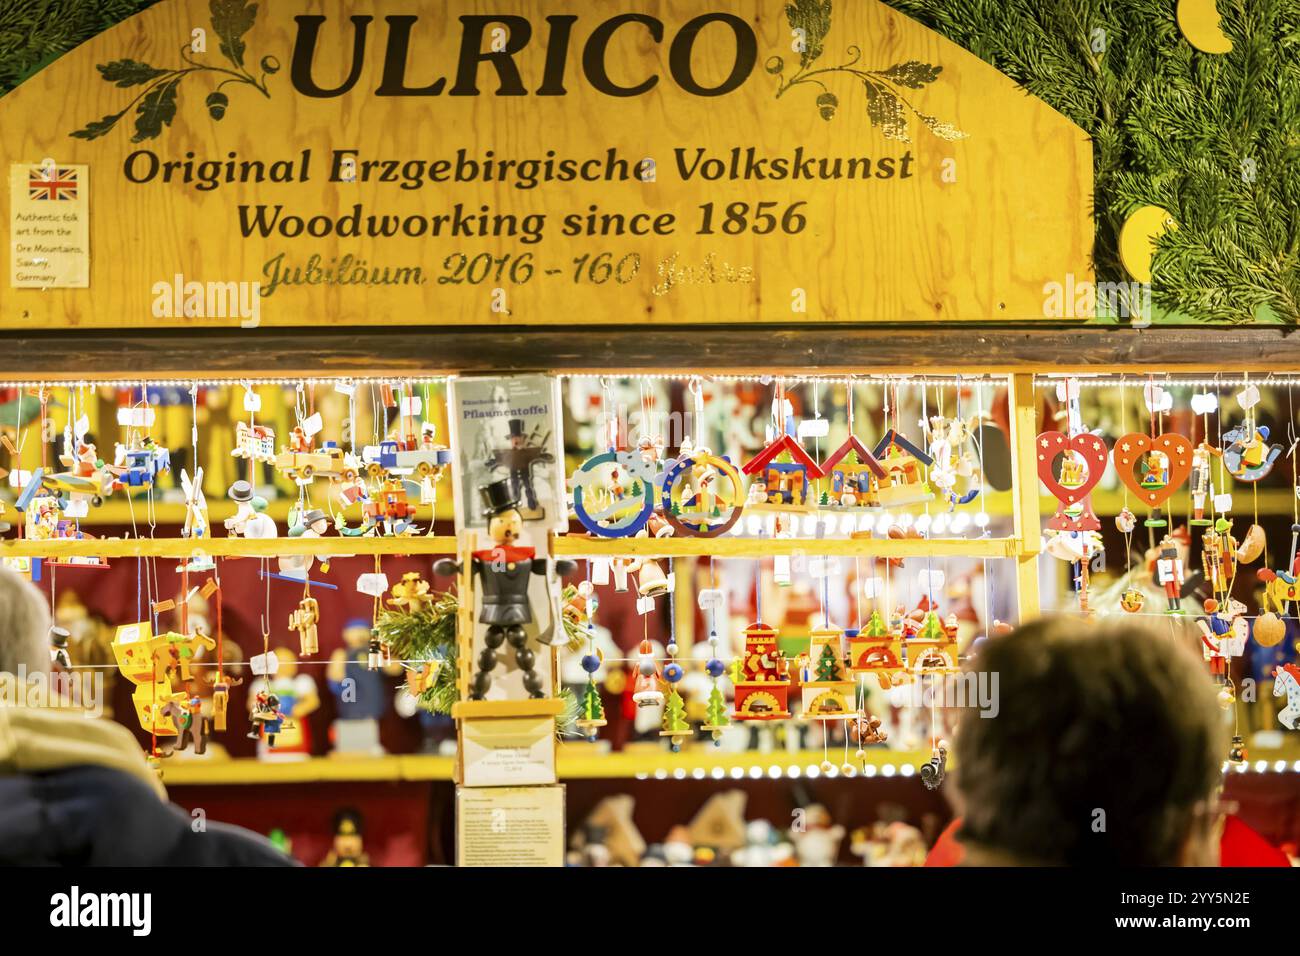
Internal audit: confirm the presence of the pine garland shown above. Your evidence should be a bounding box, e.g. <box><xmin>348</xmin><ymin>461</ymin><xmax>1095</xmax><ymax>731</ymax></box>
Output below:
<box><xmin>884</xmin><ymin>0</ymin><xmax>1300</xmax><ymax>323</ymax></box>
<box><xmin>376</xmin><ymin>588</ymin><xmax>579</xmax><ymax>733</ymax></box>
<box><xmin>0</xmin><ymin>0</ymin><xmax>162</xmax><ymax>95</ymax></box>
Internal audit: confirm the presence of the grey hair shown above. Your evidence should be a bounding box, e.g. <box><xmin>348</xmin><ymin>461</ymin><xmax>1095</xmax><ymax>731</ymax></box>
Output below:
<box><xmin>0</xmin><ymin>565</ymin><xmax>50</xmax><ymax>676</ymax></box>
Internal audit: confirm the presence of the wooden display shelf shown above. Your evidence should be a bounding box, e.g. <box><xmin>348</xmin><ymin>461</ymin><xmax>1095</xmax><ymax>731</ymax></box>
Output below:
<box><xmin>151</xmin><ymin>735</ymin><xmax>1300</xmax><ymax>786</ymax></box>
<box><xmin>156</xmin><ymin>747</ymin><xmax>948</xmax><ymax>785</ymax></box>
<box><xmin>0</xmin><ymin>535</ymin><xmax>458</xmax><ymax>559</ymax></box>
<box><xmin>550</xmin><ymin>533</ymin><xmax>1019</xmax><ymax>560</ymax></box>
<box><xmin>2</xmin><ymin>496</ymin><xmax>455</xmax><ymax>527</ymax></box>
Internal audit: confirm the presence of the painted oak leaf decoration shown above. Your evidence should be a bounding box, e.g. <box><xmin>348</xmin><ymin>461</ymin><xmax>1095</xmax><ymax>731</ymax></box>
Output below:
<box><xmin>785</xmin><ymin>0</ymin><xmax>832</xmax><ymax>68</ymax></box>
<box><xmin>70</xmin><ymin>0</ymin><xmax>277</xmax><ymax>142</ymax></box>
<box><xmin>767</xmin><ymin>7</ymin><xmax>967</xmax><ymax>143</ymax></box>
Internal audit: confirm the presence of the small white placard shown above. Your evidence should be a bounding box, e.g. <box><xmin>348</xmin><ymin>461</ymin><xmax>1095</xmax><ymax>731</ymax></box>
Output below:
<box><xmin>249</xmin><ymin>652</ymin><xmax>280</xmax><ymax>676</ymax></box>
<box><xmin>1237</xmin><ymin>385</ymin><xmax>1260</xmax><ymax>410</ymax></box>
<box><xmin>1213</xmin><ymin>493</ymin><xmax>1233</xmax><ymax>512</ymax></box>
<box><xmin>116</xmin><ymin>406</ymin><xmax>156</xmax><ymax>428</ymax></box>
<box><xmin>1190</xmin><ymin>392</ymin><xmax>1218</xmax><ymax>415</ymax></box>
<box><xmin>697</xmin><ymin>587</ymin><xmax>724</xmax><ymax>610</ymax></box>
<box><xmin>10</xmin><ymin>163</ymin><xmax>89</xmax><ymax>288</ymax></box>
<box><xmin>242</xmin><ymin>390</ymin><xmax>262</xmax><ymax>413</ymax></box>
<box><xmin>63</xmin><ymin>498</ymin><xmax>88</xmax><ymax>518</ymax></box>
<box><xmin>590</xmin><ymin>558</ymin><xmax>610</xmax><ymax>586</ymax></box>
<box><xmin>356</xmin><ymin>572</ymin><xmax>389</xmax><ymax>597</ymax></box>
<box><xmin>773</xmin><ymin>554</ymin><xmax>790</xmax><ymax>583</ymax></box>
<box><xmin>918</xmin><ymin>569</ymin><xmax>946</xmax><ymax>592</ymax></box>
<box><xmin>8</xmin><ymin>469</ymin><xmax>31</xmax><ymax>489</ymax></box>
<box><xmin>797</xmin><ymin>418</ymin><xmax>829</xmax><ymax>439</ymax></box>
<box><xmin>862</xmin><ymin>575</ymin><xmax>883</xmax><ymax>598</ymax></box>
<box><xmin>400</xmin><ymin>396</ymin><xmax>422</xmax><ymax>417</ymax></box>
<box><xmin>636</xmin><ymin>595</ymin><xmax>655</xmax><ymax>615</ymax></box>
<box><xmin>301</xmin><ymin>412</ymin><xmax>323</xmax><ymax>438</ymax></box>
<box><xmin>461</xmin><ymin>717</ymin><xmax>556</xmax><ymax>789</ymax></box>
<box><xmin>334</xmin><ymin>381</ymin><xmax>356</xmax><ymax>397</ymax></box>
<box><xmin>808</xmin><ymin>556</ymin><xmax>841</xmax><ymax>578</ymax></box>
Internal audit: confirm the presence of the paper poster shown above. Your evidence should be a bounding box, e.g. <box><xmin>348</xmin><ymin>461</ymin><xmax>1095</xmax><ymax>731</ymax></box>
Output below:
<box><xmin>10</xmin><ymin>163</ymin><xmax>89</xmax><ymax>288</ymax></box>
<box><xmin>447</xmin><ymin>375</ymin><xmax>566</xmax><ymax>534</ymax></box>
<box><xmin>460</xmin><ymin>715</ymin><xmax>556</xmax><ymax>788</ymax></box>
<box><xmin>456</xmin><ymin>785</ymin><xmax>565</xmax><ymax>868</ymax></box>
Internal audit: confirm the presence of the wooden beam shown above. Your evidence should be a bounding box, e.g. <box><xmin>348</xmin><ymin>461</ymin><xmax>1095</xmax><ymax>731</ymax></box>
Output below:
<box><xmin>550</xmin><ymin>533</ymin><xmax>1018</xmax><ymax>560</ymax></box>
<box><xmin>0</xmin><ymin>535</ymin><xmax>458</xmax><ymax>559</ymax></box>
<box><xmin>1</xmin><ymin>325</ymin><xmax>1298</xmax><ymax>377</ymax></box>
<box><xmin>1008</xmin><ymin>373</ymin><xmax>1043</xmax><ymax>622</ymax></box>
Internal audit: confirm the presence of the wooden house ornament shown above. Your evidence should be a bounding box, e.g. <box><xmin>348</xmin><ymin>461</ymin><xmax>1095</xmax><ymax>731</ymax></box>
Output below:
<box><xmin>871</xmin><ymin>429</ymin><xmax>935</xmax><ymax>507</ymax></box>
<box><xmin>906</xmin><ymin>611</ymin><xmax>960</xmax><ymax>674</ymax></box>
<box><xmin>847</xmin><ymin>610</ymin><xmax>906</xmax><ymax>689</ymax></box>
<box><xmin>732</xmin><ymin>622</ymin><xmax>791</xmax><ymax>720</ymax></box>
<box><xmin>742</xmin><ymin>434</ymin><xmax>825</xmax><ymax>508</ymax></box>
<box><xmin>799</xmin><ymin>626</ymin><xmax>855</xmax><ymax>720</ymax></box>
<box><xmin>822</xmin><ymin>435</ymin><xmax>886</xmax><ymax>508</ymax></box>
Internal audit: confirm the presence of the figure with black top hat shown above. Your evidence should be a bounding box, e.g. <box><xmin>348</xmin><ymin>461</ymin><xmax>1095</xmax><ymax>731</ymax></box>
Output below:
<box><xmin>485</xmin><ymin>418</ymin><xmax>552</xmax><ymax>517</ymax></box>
<box><xmin>435</xmin><ymin>480</ymin><xmax>574</xmax><ymax>699</ymax></box>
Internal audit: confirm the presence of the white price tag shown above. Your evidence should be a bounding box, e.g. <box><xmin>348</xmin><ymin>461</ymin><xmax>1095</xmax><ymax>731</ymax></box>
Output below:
<box><xmin>918</xmin><ymin>569</ymin><xmax>946</xmax><ymax>592</ymax></box>
<box><xmin>8</xmin><ymin>469</ymin><xmax>31</xmax><ymax>489</ymax></box>
<box><xmin>665</xmin><ymin>572</ymin><xmax>676</xmax><ymax>593</ymax></box>
<box><xmin>116</xmin><ymin>406</ymin><xmax>156</xmax><ymax>428</ymax></box>
<box><xmin>301</xmin><ymin>412</ymin><xmax>323</xmax><ymax>438</ymax></box>
<box><xmin>797</xmin><ymin>418</ymin><xmax>829</xmax><ymax>439</ymax></box>
<box><xmin>697</xmin><ymin>588</ymin><xmax>724</xmax><ymax>611</ymax></box>
<box><xmin>1237</xmin><ymin>385</ymin><xmax>1260</xmax><ymax>410</ymax></box>
<box><xmin>242</xmin><ymin>390</ymin><xmax>262</xmax><ymax>413</ymax></box>
<box><xmin>590</xmin><ymin>557</ymin><xmax>610</xmax><ymax>586</ymax></box>
<box><xmin>1054</xmin><ymin>379</ymin><xmax>1081</xmax><ymax>402</ymax></box>
<box><xmin>861</xmin><ymin>575</ymin><xmax>883</xmax><ymax>598</ymax></box>
<box><xmin>1190</xmin><ymin>392</ymin><xmax>1218</xmax><ymax>415</ymax></box>
<box><xmin>808</xmin><ymin>556</ymin><xmax>841</xmax><ymax>578</ymax></box>
<box><xmin>334</xmin><ymin>381</ymin><xmax>356</xmax><ymax>397</ymax></box>
<box><xmin>74</xmin><ymin>415</ymin><xmax>90</xmax><ymax>440</ymax></box>
<box><xmin>636</xmin><ymin>595</ymin><xmax>655</xmax><ymax>615</ymax></box>
<box><xmin>773</xmin><ymin>554</ymin><xmax>791</xmax><ymax>585</ymax></box>
<box><xmin>400</xmin><ymin>396</ymin><xmax>422</xmax><ymax>418</ymax></box>
<box><xmin>249</xmin><ymin>652</ymin><xmax>280</xmax><ymax>677</ymax></box>
<box><xmin>356</xmin><ymin>572</ymin><xmax>389</xmax><ymax>597</ymax></box>
<box><xmin>63</xmin><ymin>499</ymin><xmax>88</xmax><ymax>518</ymax></box>
<box><xmin>1213</xmin><ymin>493</ymin><xmax>1233</xmax><ymax>512</ymax></box>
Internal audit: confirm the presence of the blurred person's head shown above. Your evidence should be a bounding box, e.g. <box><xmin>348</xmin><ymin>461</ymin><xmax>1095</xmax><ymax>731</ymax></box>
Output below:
<box><xmin>953</xmin><ymin>616</ymin><xmax>1225</xmax><ymax>866</ymax></box>
<box><xmin>0</xmin><ymin>565</ymin><xmax>50</xmax><ymax>677</ymax></box>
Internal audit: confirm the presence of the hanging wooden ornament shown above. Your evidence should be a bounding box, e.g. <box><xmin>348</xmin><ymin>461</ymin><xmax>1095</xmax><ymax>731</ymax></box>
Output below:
<box><xmin>661</xmin><ymin>451</ymin><xmax>745</xmax><ymax>537</ymax></box>
<box><xmin>1117</xmin><ymin>206</ymin><xmax>1177</xmax><ymax>284</ymax></box>
<box><xmin>1253</xmin><ymin>609</ymin><xmax>1286</xmax><ymax>648</ymax></box>
<box><xmin>1176</xmin><ymin>0</ymin><xmax>1233</xmax><ymax>55</ymax></box>
<box><xmin>570</xmin><ymin>450</ymin><xmax>657</xmax><ymax>538</ymax></box>
<box><xmin>1112</xmin><ymin>432</ymin><xmax>1192</xmax><ymax>527</ymax></box>
<box><xmin>1274</xmin><ymin>664</ymin><xmax>1300</xmax><ymax>730</ymax></box>
<box><xmin>1221</xmin><ymin>423</ymin><xmax>1282</xmax><ymax>482</ymax></box>
<box><xmin>1035</xmin><ymin>431</ymin><xmax>1108</xmax><ymax>531</ymax></box>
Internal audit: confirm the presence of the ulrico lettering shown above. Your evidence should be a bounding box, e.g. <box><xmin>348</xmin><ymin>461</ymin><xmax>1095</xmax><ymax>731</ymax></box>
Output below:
<box><xmin>290</xmin><ymin>12</ymin><xmax>757</xmax><ymax>98</ymax></box>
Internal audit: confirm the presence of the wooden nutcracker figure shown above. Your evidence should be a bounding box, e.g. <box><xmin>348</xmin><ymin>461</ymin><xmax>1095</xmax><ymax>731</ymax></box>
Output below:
<box><xmin>1156</xmin><ymin>539</ymin><xmax>1184</xmax><ymax>613</ymax></box>
<box><xmin>434</xmin><ymin>480</ymin><xmax>574</xmax><ymax>699</ymax></box>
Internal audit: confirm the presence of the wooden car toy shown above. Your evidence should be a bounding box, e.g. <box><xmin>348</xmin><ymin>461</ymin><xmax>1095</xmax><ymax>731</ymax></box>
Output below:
<box><xmin>361</xmin><ymin>438</ymin><xmax>451</xmax><ymax>479</ymax></box>
<box><xmin>275</xmin><ymin>440</ymin><xmax>360</xmax><ymax>483</ymax></box>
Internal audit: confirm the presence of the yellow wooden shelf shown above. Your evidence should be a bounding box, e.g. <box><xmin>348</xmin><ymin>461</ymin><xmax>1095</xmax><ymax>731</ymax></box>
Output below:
<box><xmin>452</xmin><ymin>699</ymin><xmax>568</xmax><ymax>719</ymax></box>
<box><xmin>1</xmin><ymin>495</ymin><xmax>456</xmax><ymax>528</ymax></box>
<box><xmin>154</xmin><ymin>734</ymin><xmax>1300</xmax><ymax>786</ymax></box>
<box><xmin>550</xmin><ymin>533</ymin><xmax>1019</xmax><ymax>560</ymax></box>
<box><xmin>157</xmin><ymin>747</ymin><xmax>946</xmax><ymax>785</ymax></box>
<box><xmin>0</xmin><ymin>535</ymin><xmax>458</xmax><ymax>559</ymax></box>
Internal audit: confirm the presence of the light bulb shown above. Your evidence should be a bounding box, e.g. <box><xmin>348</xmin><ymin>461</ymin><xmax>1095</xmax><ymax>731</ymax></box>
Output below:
<box><xmin>915</xmin><ymin>513</ymin><xmax>932</xmax><ymax>533</ymax></box>
<box><xmin>951</xmin><ymin>512</ymin><xmax>971</xmax><ymax>533</ymax></box>
<box><xmin>975</xmin><ymin>511</ymin><xmax>990</xmax><ymax>528</ymax></box>
<box><xmin>897</xmin><ymin>512</ymin><xmax>914</xmax><ymax>528</ymax></box>
<box><xmin>932</xmin><ymin>513</ymin><xmax>949</xmax><ymax>534</ymax></box>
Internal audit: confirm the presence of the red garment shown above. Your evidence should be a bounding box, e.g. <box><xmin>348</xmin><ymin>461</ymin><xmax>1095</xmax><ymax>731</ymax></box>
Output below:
<box><xmin>472</xmin><ymin>545</ymin><xmax>536</xmax><ymax>562</ymax></box>
<box><xmin>924</xmin><ymin>815</ymin><xmax>1290</xmax><ymax>867</ymax></box>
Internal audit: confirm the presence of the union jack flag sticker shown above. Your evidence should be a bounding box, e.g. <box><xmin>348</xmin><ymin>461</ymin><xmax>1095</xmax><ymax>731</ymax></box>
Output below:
<box><xmin>28</xmin><ymin>166</ymin><xmax>78</xmax><ymax>201</ymax></box>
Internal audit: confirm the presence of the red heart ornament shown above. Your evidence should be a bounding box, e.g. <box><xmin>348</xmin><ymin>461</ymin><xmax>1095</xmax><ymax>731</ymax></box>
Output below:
<box><xmin>1112</xmin><ymin>432</ymin><xmax>1193</xmax><ymax>509</ymax></box>
<box><xmin>1035</xmin><ymin>431</ymin><xmax>1109</xmax><ymax>504</ymax></box>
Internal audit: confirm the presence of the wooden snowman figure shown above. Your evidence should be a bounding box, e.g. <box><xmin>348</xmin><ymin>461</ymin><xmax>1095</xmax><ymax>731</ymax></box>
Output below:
<box><xmin>436</xmin><ymin>480</ymin><xmax>573</xmax><ymax>699</ymax></box>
